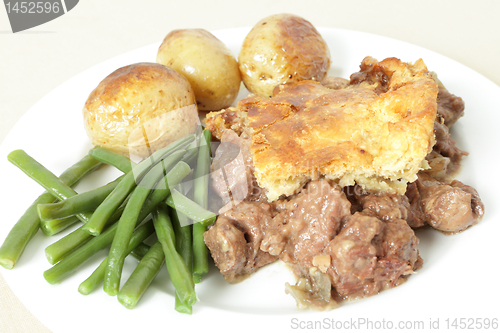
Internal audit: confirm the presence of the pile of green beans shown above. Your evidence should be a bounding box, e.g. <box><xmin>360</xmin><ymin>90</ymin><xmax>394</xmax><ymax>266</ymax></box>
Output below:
<box><xmin>0</xmin><ymin>155</ymin><xmax>101</xmax><ymax>269</ymax></box>
<box><xmin>0</xmin><ymin>131</ymin><xmax>216</xmax><ymax>314</ymax></box>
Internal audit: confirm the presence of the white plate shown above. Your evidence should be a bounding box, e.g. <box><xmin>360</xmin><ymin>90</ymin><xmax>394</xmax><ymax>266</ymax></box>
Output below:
<box><xmin>1</xmin><ymin>27</ymin><xmax>499</xmax><ymax>333</ymax></box>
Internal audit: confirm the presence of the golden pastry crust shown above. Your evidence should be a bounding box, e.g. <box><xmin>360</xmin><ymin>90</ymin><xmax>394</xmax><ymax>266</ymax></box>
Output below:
<box><xmin>208</xmin><ymin>57</ymin><xmax>438</xmax><ymax>201</ymax></box>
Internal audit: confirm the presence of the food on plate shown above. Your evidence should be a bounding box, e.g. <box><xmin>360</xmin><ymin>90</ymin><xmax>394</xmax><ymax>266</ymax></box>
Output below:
<box><xmin>238</xmin><ymin>13</ymin><xmax>331</xmax><ymax>97</ymax></box>
<box><xmin>0</xmin><ymin>14</ymin><xmax>487</xmax><ymax>315</ymax></box>
<box><xmin>209</xmin><ymin>57</ymin><xmax>438</xmax><ymax>202</ymax></box>
<box><xmin>0</xmin><ymin>155</ymin><xmax>101</xmax><ymax>269</ymax></box>
<box><xmin>5</xmin><ymin>133</ymin><xmax>213</xmax><ymax>313</ymax></box>
<box><xmin>82</xmin><ymin>62</ymin><xmax>198</xmax><ymax>158</ymax></box>
<box><xmin>203</xmin><ymin>201</ymin><xmax>278</xmax><ymax>283</ymax></box>
<box><xmin>412</xmin><ymin>173</ymin><xmax>484</xmax><ymax>233</ymax></box>
<box><xmin>205</xmin><ymin>56</ymin><xmax>484</xmax><ymax>309</ymax></box>
<box><xmin>157</xmin><ymin>29</ymin><xmax>241</xmax><ymax>111</ymax></box>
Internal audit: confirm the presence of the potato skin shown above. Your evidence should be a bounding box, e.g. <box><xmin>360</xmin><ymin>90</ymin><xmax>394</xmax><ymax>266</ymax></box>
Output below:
<box><xmin>239</xmin><ymin>14</ymin><xmax>331</xmax><ymax>97</ymax></box>
<box><xmin>157</xmin><ymin>29</ymin><xmax>241</xmax><ymax>111</ymax></box>
<box><xmin>83</xmin><ymin>62</ymin><xmax>198</xmax><ymax>158</ymax></box>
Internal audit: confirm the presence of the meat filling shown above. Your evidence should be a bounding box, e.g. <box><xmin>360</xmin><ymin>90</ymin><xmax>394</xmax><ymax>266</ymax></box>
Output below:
<box><xmin>436</xmin><ymin>85</ymin><xmax>465</xmax><ymax>127</ymax></box>
<box><xmin>429</xmin><ymin>120</ymin><xmax>468</xmax><ymax>178</ymax></box>
<box><xmin>416</xmin><ymin>173</ymin><xmax>484</xmax><ymax>233</ymax></box>
<box><xmin>211</xmin><ymin>128</ymin><xmax>267</xmax><ymax>206</ymax></box>
<box><xmin>404</xmin><ymin>181</ymin><xmax>428</xmax><ymax>229</ymax></box>
<box><xmin>203</xmin><ymin>201</ymin><xmax>278</xmax><ymax>283</ymax></box>
<box><xmin>325</xmin><ymin>213</ymin><xmax>419</xmax><ymax>299</ymax></box>
<box><xmin>204</xmin><ymin>69</ymin><xmax>484</xmax><ymax>310</ymax></box>
<box><xmin>354</xmin><ymin>189</ymin><xmax>410</xmax><ymax>223</ymax></box>
<box><xmin>260</xmin><ymin>180</ymin><xmax>351</xmax><ymax>272</ymax></box>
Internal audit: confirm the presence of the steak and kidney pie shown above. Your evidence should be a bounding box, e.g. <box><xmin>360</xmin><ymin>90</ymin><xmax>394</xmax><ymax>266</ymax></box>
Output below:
<box><xmin>204</xmin><ymin>56</ymin><xmax>484</xmax><ymax>309</ymax></box>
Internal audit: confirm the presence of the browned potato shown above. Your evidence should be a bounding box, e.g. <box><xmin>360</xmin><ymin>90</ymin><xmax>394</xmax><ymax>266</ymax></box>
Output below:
<box><xmin>157</xmin><ymin>29</ymin><xmax>241</xmax><ymax>111</ymax></box>
<box><xmin>239</xmin><ymin>14</ymin><xmax>331</xmax><ymax>97</ymax></box>
<box><xmin>82</xmin><ymin>63</ymin><xmax>198</xmax><ymax>158</ymax></box>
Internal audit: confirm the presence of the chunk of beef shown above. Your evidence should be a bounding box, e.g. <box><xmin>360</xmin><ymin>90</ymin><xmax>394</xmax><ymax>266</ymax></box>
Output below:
<box><xmin>210</xmin><ymin>130</ymin><xmax>244</xmax><ymax>203</ymax></box>
<box><xmin>260</xmin><ymin>180</ymin><xmax>352</xmax><ymax>272</ymax></box>
<box><xmin>325</xmin><ymin>213</ymin><xmax>420</xmax><ymax>299</ymax></box>
<box><xmin>425</xmin><ymin>150</ymin><xmax>452</xmax><ymax>181</ymax></box>
<box><xmin>430</xmin><ymin>72</ymin><xmax>465</xmax><ymax>127</ymax></box>
<box><xmin>204</xmin><ymin>201</ymin><xmax>277</xmax><ymax>283</ymax></box>
<box><xmin>404</xmin><ymin>181</ymin><xmax>427</xmax><ymax>228</ymax></box>
<box><xmin>343</xmin><ymin>185</ymin><xmax>364</xmax><ymax>215</ymax></box>
<box><xmin>450</xmin><ymin>180</ymin><xmax>485</xmax><ymax>221</ymax></box>
<box><xmin>429</xmin><ymin>120</ymin><xmax>468</xmax><ymax>178</ymax></box>
<box><xmin>437</xmin><ymin>86</ymin><xmax>465</xmax><ymax>127</ymax></box>
<box><xmin>354</xmin><ymin>191</ymin><xmax>409</xmax><ymax>223</ymax></box>
<box><xmin>204</xmin><ymin>219</ymin><xmax>246</xmax><ymax>281</ymax></box>
<box><xmin>211</xmin><ymin>129</ymin><xmax>266</xmax><ymax>206</ymax></box>
<box><xmin>346</xmin><ymin>184</ymin><xmax>426</xmax><ymax>229</ymax></box>
<box><xmin>417</xmin><ymin>173</ymin><xmax>484</xmax><ymax>233</ymax></box>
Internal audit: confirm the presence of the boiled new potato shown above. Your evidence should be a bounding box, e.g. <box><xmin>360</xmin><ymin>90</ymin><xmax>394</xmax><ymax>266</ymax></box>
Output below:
<box><xmin>83</xmin><ymin>62</ymin><xmax>198</xmax><ymax>158</ymax></box>
<box><xmin>239</xmin><ymin>14</ymin><xmax>331</xmax><ymax>97</ymax></box>
<box><xmin>157</xmin><ymin>29</ymin><xmax>241</xmax><ymax>111</ymax></box>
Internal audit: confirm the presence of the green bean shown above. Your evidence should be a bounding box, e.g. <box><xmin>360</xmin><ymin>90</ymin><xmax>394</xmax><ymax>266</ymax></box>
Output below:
<box><xmin>44</xmin><ymin>161</ymin><xmax>191</xmax><ymax>265</ymax></box>
<box><xmin>82</xmin><ymin>174</ymin><xmax>137</xmax><ymax>236</ymax></box>
<box><xmin>174</xmin><ymin>293</ymin><xmax>193</xmax><ymax>314</ymax></box>
<box><xmin>44</xmin><ymin>226</ymin><xmax>115</xmax><ymax>284</ymax></box>
<box><xmin>44</xmin><ymin>197</ymin><xmax>128</xmax><ymax>265</ymax></box>
<box><xmin>117</xmin><ymin>241</ymin><xmax>165</xmax><ymax>309</ymax></box>
<box><xmin>88</xmin><ymin>146</ymin><xmax>137</xmax><ymax>173</ymax></box>
<box><xmin>172</xmin><ymin>211</ymin><xmax>193</xmax><ymax>272</ymax></box>
<box><xmin>78</xmin><ymin>234</ymin><xmax>153</xmax><ymax>295</ymax></box>
<box><xmin>171</xmin><ymin>210</ymin><xmax>193</xmax><ymax>313</ymax></box>
<box><xmin>78</xmin><ymin>256</ymin><xmax>108</xmax><ymax>294</ymax></box>
<box><xmin>40</xmin><ymin>216</ymin><xmax>80</xmax><ymax>236</ymax></box>
<box><xmin>45</xmin><ymin>230</ymin><xmax>93</xmax><ymax>265</ymax></box>
<box><xmin>0</xmin><ymin>193</ymin><xmax>58</xmax><ymax>261</ymax></box>
<box><xmin>52</xmin><ymin>154</ymin><xmax>101</xmax><ymax>183</ymax></box>
<box><xmin>192</xmin><ymin>129</ymin><xmax>212</xmax><ymax>282</ymax></box>
<box><xmin>139</xmin><ymin>160</ymin><xmax>192</xmax><ymax>218</ymax></box>
<box><xmin>182</xmin><ymin>139</ymin><xmax>199</xmax><ymax>166</ymax></box>
<box><xmin>165</xmin><ymin>190</ymin><xmax>216</xmax><ymax>227</ymax></box>
<box><xmin>0</xmin><ymin>154</ymin><xmax>100</xmax><ymax>269</ymax></box>
<box><xmin>37</xmin><ymin>175</ymin><xmax>124</xmax><ymax>221</ymax></box>
<box><xmin>103</xmin><ymin>150</ymin><xmax>185</xmax><ymax>296</ymax></box>
<box><xmin>83</xmin><ymin>134</ymin><xmax>195</xmax><ymax>236</ymax></box>
<box><xmin>192</xmin><ymin>225</ymin><xmax>208</xmax><ymax>284</ymax></box>
<box><xmin>130</xmin><ymin>243</ymin><xmax>151</xmax><ymax>261</ymax></box>
<box><xmin>44</xmin><ymin>194</ymin><xmax>130</xmax><ymax>265</ymax></box>
<box><xmin>7</xmin><ymin>150</ymin><xmax>93</xmax><ymax>225</ymax></box>
<box><xmin>44</xmin><ymin>218</ymin><xmax>155</xmax><ymax>285</ymax></box>
<box><xmin>153</xmin><ymin>205</ymin><xmax>196</xmax><ymax>307</ymax></box>
<box><xmin>194</xmin><ymin>130</ymin><xmax>212</xmax><ymax>209</ymax></box>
